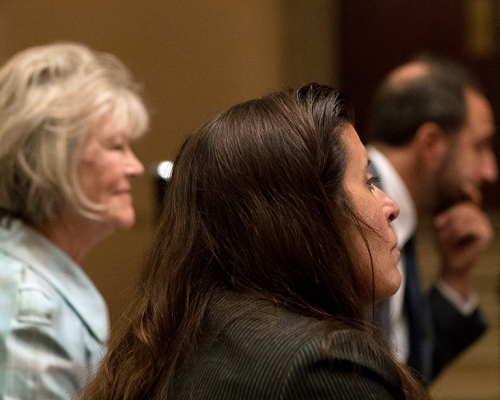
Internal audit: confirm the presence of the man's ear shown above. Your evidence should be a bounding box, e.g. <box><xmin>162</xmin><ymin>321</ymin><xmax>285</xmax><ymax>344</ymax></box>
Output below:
<box><xmin>413</xmin><ymin>122</ymin><xmax>448</xmax><ymax>171</ymax></box>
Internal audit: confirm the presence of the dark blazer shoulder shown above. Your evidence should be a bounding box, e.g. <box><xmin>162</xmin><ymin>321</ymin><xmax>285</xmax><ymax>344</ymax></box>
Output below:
<box><xmin>169</xmin><ymin>292</ymin><xmax>405</xmax><ymax>400</ymax></box>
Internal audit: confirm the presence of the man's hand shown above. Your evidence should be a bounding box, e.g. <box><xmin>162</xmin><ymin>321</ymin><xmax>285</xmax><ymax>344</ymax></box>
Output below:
<box><xmin>434</xmin><ymin>202</ymin><xmax>493</xmax><ymax>297</ymax></box>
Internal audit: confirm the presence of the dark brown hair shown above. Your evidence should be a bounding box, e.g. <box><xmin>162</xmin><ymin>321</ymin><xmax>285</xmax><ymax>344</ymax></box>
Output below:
<box><xmin>83</xmin><ymin>83</ymin><xmax>427</xmax><ymax>399</ymax></box>
<box><xmin>368</xmin><ymin>53</ymin><xmax>484</xmax><ymax>146</ymax></box>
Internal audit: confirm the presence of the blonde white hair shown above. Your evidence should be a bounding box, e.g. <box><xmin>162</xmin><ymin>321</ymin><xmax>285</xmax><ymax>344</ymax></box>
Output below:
<box><xmin>0</xmin><ymin>42</ymin><xmax>149</xmax><ymax>226</ymax></box>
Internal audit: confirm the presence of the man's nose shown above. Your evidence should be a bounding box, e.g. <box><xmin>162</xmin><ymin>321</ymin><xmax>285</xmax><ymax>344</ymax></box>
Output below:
<box><xmin>481</xmin><ymin>152</ymin><xmax>498</xmax><ymax>183</ymax></box>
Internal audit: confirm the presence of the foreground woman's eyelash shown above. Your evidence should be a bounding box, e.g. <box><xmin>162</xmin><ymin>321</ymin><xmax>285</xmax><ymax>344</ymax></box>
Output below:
<box><xmin>368</xmin><ymin>175</ymin><xmax>382</xmax><ymax>186</ymax></box>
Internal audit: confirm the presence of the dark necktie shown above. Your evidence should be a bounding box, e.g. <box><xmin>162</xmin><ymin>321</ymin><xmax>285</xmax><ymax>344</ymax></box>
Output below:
<box><xmin>403</xmin><ymin>237</ymin><xmax>420</xmax><ymax>361</ymax></box>
<box><xmin>403</xmin><ymin>236</ymin><xmax>432</xmax><ymax>383</ymax></box>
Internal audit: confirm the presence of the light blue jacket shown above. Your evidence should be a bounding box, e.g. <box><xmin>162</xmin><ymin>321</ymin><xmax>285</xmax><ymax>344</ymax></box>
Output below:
<box><xmin>0</xmin><ymin>220</ymin><xmax>109</xmax><ymax>399</ymax></box>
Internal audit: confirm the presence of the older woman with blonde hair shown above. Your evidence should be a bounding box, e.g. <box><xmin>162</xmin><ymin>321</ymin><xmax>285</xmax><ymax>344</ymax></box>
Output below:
<box><xmin>0</xmin><ymin>42</ymin><xmax>148</xmax><ymax>399</ymax></box>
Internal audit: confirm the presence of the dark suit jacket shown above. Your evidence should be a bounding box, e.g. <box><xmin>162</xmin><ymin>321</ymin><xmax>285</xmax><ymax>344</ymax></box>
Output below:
<box><xmin>397</xmin><ymin>284</ymin><xmax>486</xmax><ymax>383</ymax></box>
<box><xmin>427</xmin><ymin>287</ymin><xmax>487</xmax><ymax>380</ymax></box>
<box><xmin>168</xmin><ymin>292</ymin><xmax>407</xmax><ymax>399</ymax></box>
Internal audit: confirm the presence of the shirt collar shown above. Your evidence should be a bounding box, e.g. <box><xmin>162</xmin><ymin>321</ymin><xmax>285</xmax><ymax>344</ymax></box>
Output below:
<box><xmin>367</xmin><ymin>145</ymin><xmax>417</xmax><ymax>248</ymax></box>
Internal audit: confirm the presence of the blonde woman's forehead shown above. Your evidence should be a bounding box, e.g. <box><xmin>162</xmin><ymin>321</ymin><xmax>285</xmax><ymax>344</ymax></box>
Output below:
<box><xmin>88</xmin><ymin>113</ymin><xmax>131</xmax><ymax>141</ymax></box>
<box><xmin>96</xmin><ymin>95</ymin><xmax>148</xmax><ymax>139</ymax></box>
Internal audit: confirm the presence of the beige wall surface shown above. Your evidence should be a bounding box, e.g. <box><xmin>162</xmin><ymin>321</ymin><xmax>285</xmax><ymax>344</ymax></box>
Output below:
<box><xmin>0</xmin><ymin>0</ymin><xmax>337</xmax><ymax>322</ymax></box>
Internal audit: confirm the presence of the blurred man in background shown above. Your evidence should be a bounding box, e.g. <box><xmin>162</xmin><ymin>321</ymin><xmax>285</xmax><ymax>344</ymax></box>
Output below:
<box><xmin>367</xmin><ymin>54</ymin><xmax>497</xmax><ymax>384</ymax></box>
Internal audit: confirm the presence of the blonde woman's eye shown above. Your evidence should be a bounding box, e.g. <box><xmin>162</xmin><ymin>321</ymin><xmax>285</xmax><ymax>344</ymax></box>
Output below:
<box><xmin>109</xmin><ymin>141</ymin><xmax>128</xmax><ymax>151</ymax></box>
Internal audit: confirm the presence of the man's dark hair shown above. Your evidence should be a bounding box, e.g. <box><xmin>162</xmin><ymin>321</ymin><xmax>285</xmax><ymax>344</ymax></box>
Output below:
<box><xmin>368</xmin><ymin>54</ymin><xmax>484</xmax><ymax>146</ymax></box>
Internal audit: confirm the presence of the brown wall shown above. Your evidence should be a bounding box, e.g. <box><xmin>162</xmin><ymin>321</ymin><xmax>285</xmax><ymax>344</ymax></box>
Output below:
<box><xmin>0</xmin><ymin>0</ymin><xmax>338</xmax><ymax>322</ymax></box>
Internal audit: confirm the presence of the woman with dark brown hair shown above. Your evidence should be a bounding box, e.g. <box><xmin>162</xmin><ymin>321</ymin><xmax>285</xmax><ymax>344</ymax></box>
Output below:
<box><xmin>83</xmin><ymin>83</ymin><xmax>428</xmax><ymax>399</ymax></box>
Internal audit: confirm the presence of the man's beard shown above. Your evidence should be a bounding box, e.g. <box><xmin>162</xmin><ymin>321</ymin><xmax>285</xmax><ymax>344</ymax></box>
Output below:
<box><xmin>432</xmin><ymin>180</ymin><xmax>471</xmax><ymax>215</ymax></box>
<box><xmin>431</xmin><ymin>145</ymin><xmax>475</xmax><ymax>215</ymax></box>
